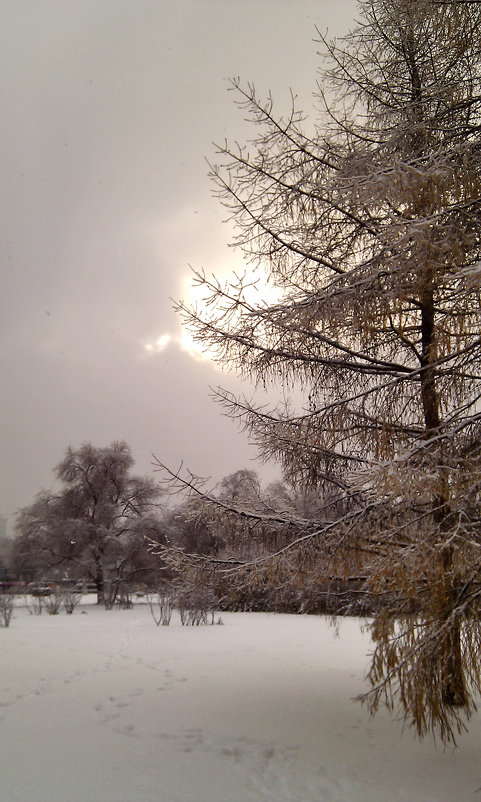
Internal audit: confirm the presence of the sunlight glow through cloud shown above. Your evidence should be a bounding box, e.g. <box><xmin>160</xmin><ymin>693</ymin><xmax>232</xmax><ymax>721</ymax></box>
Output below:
<box><xmin>173</xmin><ymin>262</ymin><xmax>285</xmax><ymax>366</ymax></box>
<box><xmin>179</xmin><ymin>328</ymin><xmax>217</xmax><ymax>362</ymax></box>
<box><xmin>143</xmin><ymin>334</ymin><xmax>171</xmax><ymax>354</ymax></box>
<box><xmin>141</xmin><ymin>331</ymin><xmax>214</xmax><ymax>363</ymax></box>
<box><xmin>141</xmin><ymin>255</ymin><xmax>285</xmax><ymax>367</ymax></box>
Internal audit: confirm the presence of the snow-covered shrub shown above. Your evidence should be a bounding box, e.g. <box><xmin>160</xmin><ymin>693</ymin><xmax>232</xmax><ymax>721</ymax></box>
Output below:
<box><xmin>177</xmin><ymin>587</ymin><xmax>218</xmax><ymax>626</ymax></box>
<box><xmin>44</xmin><ymin>587</ymin><xmax>63</xmax><ymax>615</ymax></box>
<box><xmin>116</xmin><ymin>585</ymin><xmax>133</xmax><ymax>609</ymax></box>
<box><xmin>0</xmin><ymin>593</ymin><xmax>14</xmax><ymax>627</ymax></box>
<box><xmin>25</xmin><ymin>594</ymin><xmax>43</xmax><ymax>615</ymax></box>
<box><xmin>146</xmin><ymin>592</ymin><xmax>173</xmax><ymax>626</ymax></box>
<box><xmin>62</xmin><ymin>589</ymin><xmax>83</xmax><ymax>614</ymax></box>
<box><xmin>103</xmin><ymin>580</ymin><xmax>133</xmax><ymax>609</ymax></box>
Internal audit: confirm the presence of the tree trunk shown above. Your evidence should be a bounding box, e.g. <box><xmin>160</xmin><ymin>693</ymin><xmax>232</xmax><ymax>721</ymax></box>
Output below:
<box><xmin>441</xmin><ymin>619</ymin><xmax>467</xmax><ymax>707</ymax></box>
<box><xmin>440</xmin><ymin>547</ymin><xmax>467</xmax><ymax>707</ymax></box>
<box><xmin>420</xmin><ymin>296</ymin><xmax>467</xmax><ymax>708</ymax></box>
<box><xmin>95</xmin><ymin>558</ymin><xmax>104</xmax><ymax>605</ymax></box>
<box><xmin>419</xmin><ymin>286</ymin><xmax>441</xmax><ymax>433</ymax></box>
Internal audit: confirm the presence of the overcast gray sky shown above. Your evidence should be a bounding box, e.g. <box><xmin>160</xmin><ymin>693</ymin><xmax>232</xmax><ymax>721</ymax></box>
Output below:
<box><xmin>1</xmin><ymin>0</ymin><xmax>356</xmax><ymax>528</ymax></box>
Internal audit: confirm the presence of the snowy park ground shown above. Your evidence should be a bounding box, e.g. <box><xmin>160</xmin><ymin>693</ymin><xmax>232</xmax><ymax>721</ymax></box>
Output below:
<box><xmin>1</xmin><ymin>600</ymin><xmax>480</xmax><ymax>802</ymax></box>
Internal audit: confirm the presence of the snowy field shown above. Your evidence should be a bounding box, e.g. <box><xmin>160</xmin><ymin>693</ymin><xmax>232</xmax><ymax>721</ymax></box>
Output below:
<box><xmin>1</xmin><ymin>601</ymin><xmax>480</xmax><ymax>802</ymax></box>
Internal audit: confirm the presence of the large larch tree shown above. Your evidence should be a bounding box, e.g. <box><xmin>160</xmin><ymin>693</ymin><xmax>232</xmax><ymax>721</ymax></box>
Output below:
<box><xmin>155</xmin><ymin>0</ymin><xmax>481</xmax><ymax>742</ymax></box>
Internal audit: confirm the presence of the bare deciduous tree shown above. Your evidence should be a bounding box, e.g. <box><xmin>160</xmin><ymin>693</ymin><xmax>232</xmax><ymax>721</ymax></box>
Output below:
<box><xmin>154</xmin><ymin>0</ymin><xmax>481</xmax><ymax>743</ymax></box>
<box><xmin>13</xmin><ymin>442</ymin><xmax>163</xmax><ymax>605</ymax></box>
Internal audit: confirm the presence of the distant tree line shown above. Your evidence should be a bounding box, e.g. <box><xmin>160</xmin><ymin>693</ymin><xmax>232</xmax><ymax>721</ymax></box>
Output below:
<box><xmin>9</xmin><ymin>442</ymin><xmax>365</xmax><ymax>614</ymax></box>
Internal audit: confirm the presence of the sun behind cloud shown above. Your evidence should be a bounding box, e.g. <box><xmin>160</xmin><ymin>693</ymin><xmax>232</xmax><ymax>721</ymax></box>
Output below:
<box><xmin>141</xmin><ymin>331</ymin><xmax>215</xmax><ymax>364</ymax></box>
<box><xmin>142</xmin><ymin>333</ymin><xmax>171</xmax><ymax>355</ymax></box>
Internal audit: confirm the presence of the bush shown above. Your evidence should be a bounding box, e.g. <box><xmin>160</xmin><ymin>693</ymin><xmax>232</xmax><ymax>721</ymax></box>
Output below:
<box><xmin>103</xmin><ymin>580</ymin><xmax>133</xmax><ymax>610</ymax></box>
<box><xmin>177</xmin><ymin>586</ymin><xmax>218</xmax><ymax>626</ymax></box>
<box><xmin>62</xmin><ymin>588</ymin><xmax>83</xmax><ymax>614</ymax></box>
<box><xmin>0</xmin><ymin>593</ymin><xmax>14</xmax><ymax>627</ymax></box>
<box><xmin>146</xmin><ymin>591</ymin><xmax>173</xmax><ymax>626</ymax></box>
<box><xmin>44</xmin><ymin>587</ymin><xmax>64</xmax><ymax>615</ymax></box>
<box><xmin>25</xmin><ymin>594</ymin><xmax>43</xmax><ymax>615</ymax></box>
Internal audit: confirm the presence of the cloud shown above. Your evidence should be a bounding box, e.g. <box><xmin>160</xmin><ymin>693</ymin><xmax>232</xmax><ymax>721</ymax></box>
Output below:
<box><xmin>140</xmin><ymin>331</ymin><xmax>216</xmax><ymax>365</ymax></box>
<box><xmin>1</xmin><ymin>0</ymin><xmax>355</xmax><ymax>521</ymax></box>
<box><xmin>142</xmin><ymin>334</ymin><xmax>171</xmax><ymax>355</ymax></box>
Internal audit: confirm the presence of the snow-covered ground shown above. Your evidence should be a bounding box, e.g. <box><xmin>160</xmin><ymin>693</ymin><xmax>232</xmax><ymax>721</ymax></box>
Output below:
<box><xmin>1</xmin><ymin>601</ymin><xmax>480</xmax><ymax>802</ymax></box>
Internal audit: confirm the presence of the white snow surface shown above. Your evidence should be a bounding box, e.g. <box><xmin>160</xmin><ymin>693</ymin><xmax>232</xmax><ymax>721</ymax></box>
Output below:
<box><xmin>1</xmin><ymin>601</ymin><xmax>480</xmax><ymax>802</ymax></box>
